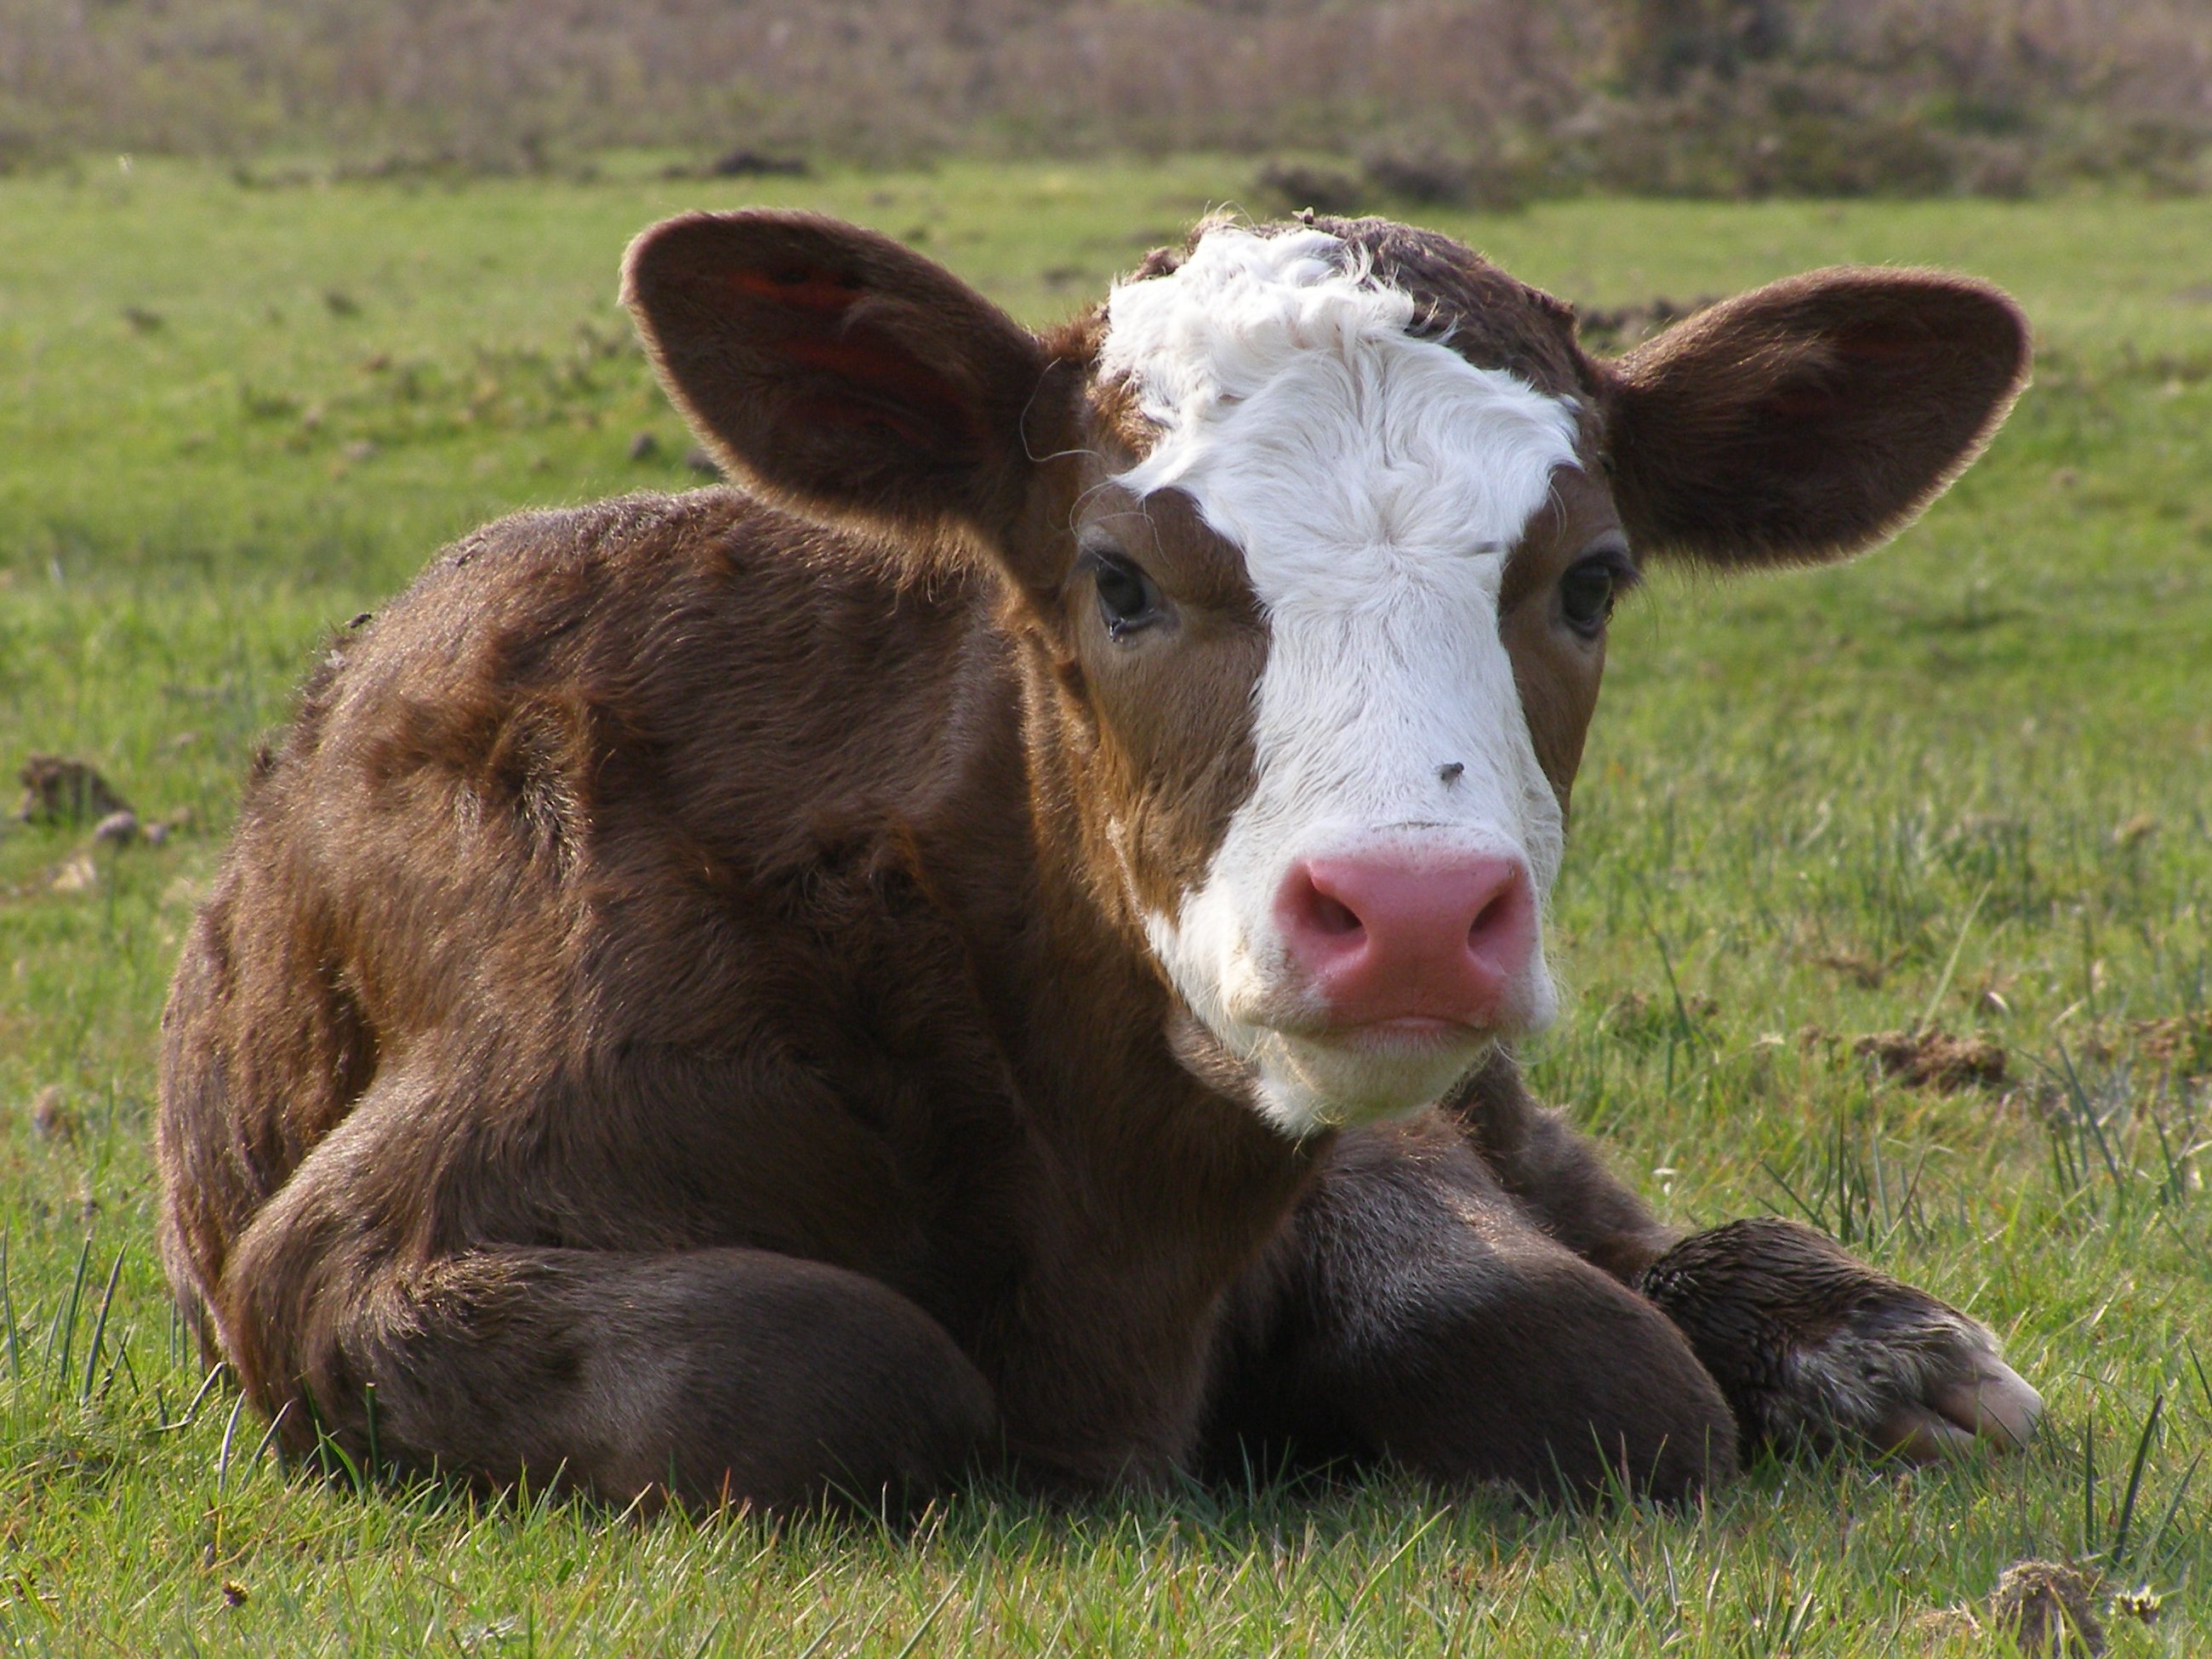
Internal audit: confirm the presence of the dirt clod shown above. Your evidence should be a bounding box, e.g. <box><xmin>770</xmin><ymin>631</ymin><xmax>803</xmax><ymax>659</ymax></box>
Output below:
<box><xmin>30</xmin><ymin>1086</ymin><xmax>77</xmax><ymax>1142</ymax></box>
<box><xmin>2134</xmin><ymin>1011</ymin><xmax>2212</xmax><ymax>1078</ymax></box>
<box><xmin>2113</xmin><ymin>812</ymin><xmax>2159</xmax><ymax>849</ymax></box>
<box><xmin>1253</xmin><ymin>160</ymin><xmax>1365</xmax><ymax>216</ymax></box>
<box><xmin>1576</xmin><ymin>296</ymin><xmax>1719</xmax><ymax>353</ymax></box>
<box><xmin>708</xmin><ymin>147</ymin><xmax>808</xmax><ymax>179</ymax></box>
<box><xmin>1815</xmin><ymin>949</ymin><xmax>1896</xmax><ymax>989</ymax></box>
<box><xmin>92</xmin><ymin>809</ymin><xmax>140</xmax><ymax>846</ymax></box>
<box><xmin>14</xmin><ymin>756</ymin><xmax>131</xmax><ymax>825</ymax></box>
<box><xmin>51</xmin><ymin>852</ymin><xmax>99</xmax><ymax>893</ymax></box>
<box><xmin>1903</xmin><ymin>1605</ymin><xmax>1980</xmax><ymax>1647</ymax></box>
<box><xmin>1855</xmin><ymin>1027</ymin><xmax>2008</xmax><ymax>1092</ymax></box>
<box><xmin>1990</xmin><ymin>1559</ymin><xmax>2104</xmax><ymax>1656</ymax></box>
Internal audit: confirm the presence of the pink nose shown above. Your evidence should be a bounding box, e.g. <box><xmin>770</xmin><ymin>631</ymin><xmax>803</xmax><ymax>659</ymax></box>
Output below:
<box><xmin>1275</xmin><ymin>853</ymin><xmax>1536</xmax><ymax>1029</ymax></box>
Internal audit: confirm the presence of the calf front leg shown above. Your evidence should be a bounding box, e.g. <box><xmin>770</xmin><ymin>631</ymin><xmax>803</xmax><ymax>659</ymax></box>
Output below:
<box><xmin>1206</xmin><ymin>1119</ymin><xmax>1739</xmax><ymax>1502</ymax></box>
<box><xmin>1634</xmin><ymin>1217</ymin><xmax>2041</xmax><ymax>1459</ymax></box>
<box><xmin>1445</xmin><ymin>1055</ymin><xmax>2042</xmax><ymax>1463</ymax></box>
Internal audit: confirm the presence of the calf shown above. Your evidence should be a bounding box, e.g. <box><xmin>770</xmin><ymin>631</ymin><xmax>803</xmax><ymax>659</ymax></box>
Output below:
<box><xmin>157</xmin><ymin>210</ymin><xmax>2040</xmax><ymax>1512</ymax></box>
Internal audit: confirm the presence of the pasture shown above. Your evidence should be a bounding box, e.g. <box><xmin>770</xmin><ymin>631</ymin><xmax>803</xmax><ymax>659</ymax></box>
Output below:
<box><xmin>3</xmin><ymin>156</ymin><xmax>2209</xmax><ymax>1653</ymax></box>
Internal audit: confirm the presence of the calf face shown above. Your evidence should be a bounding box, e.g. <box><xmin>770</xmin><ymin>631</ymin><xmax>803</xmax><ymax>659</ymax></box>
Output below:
<box><xmin>626</xmin><ymin>211</ymin><xmax>2027</xmax><ymax>1137</ymax></box>
<box><xmin>1090</xmin><ymin>228</ymin><xmax>1588</xmax><ymax>1129</ymax></box>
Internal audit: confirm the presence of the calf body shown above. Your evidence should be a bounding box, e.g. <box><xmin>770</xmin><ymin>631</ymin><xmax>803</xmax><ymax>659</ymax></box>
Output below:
<box><xmin>159</xmin><ymin>211</ymin><xmax>2039</xmax><ymax>1510</ymax></box>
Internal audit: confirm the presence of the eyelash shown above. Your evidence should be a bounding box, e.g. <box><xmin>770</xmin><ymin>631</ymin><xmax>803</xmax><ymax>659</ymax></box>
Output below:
<box><xmin>1559</xmin><ymin>550</ymin><xmax>1637</xmax><ymax>636</ymax></box>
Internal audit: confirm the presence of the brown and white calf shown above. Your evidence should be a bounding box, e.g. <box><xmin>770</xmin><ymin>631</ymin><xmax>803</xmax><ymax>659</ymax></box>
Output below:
<box><xmin>157</xmin><ymin>210</ymin><xmax>2041</xmax><ymax>1512</ymax></box>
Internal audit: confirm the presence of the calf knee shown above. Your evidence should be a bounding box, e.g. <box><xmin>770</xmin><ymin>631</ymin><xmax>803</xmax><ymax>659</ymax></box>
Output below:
<box><xmin>1229</xmin><ymin>1170</ymin><xmax>1740</xmax><ymax>1505</ymax></box>
<box><xmin>1365</xmin><ymin>1256</ymin><xmax>1737</xmax><ymax>1502</ymax></box>
<box><xmin>636</xmin><ymin>1257</ymin><xmax>999</xmax><ymax>1514</ymax></box>
<box><xmin>225</xmin><ymin>1232</ymin><xmax>997</xmax><ymax>1515</ymax></box>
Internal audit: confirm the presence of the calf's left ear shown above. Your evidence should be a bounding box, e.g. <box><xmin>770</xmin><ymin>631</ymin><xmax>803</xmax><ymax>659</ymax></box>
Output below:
<box><xmin>623</xmin><ymin>211</ymin><xmax>1067</xmax><ymax>543</ymax></box>
<box><xmin>1600</xmin><ymin>269</ymin><xmax>2029</xmax><ymax>567</ymax></box>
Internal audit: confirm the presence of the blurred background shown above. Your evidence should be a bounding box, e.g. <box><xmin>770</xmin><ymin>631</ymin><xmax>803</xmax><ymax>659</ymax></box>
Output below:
<box><xmin>6</xmin><ymin>0</ymin><xmax>2209</xmax><ymax>204</ymax></box>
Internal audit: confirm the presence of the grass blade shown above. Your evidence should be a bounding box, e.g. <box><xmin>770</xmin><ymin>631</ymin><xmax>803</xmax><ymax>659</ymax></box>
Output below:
<box><xmin>2056</xmin><ymin>1045</ymin><xmax>2127</xmax><ymax>1194</ymax></box>
<box><xmin>886</xmin><ymin>1584</ymin><xmax>960</xmax><ymax>1659</ymax></box>
<box><xmin>2108</xmin><ymin>1393</ymin><xmax>2162</xmax><ymax>1569</ymax></box>
<box><xmin>1916</xmin><ymin>880</ymin><xmax>1991</xmax><ymax>1031</ymax></box>
<box><xmin>250</xmin><ymin>1398</ymin><xmax>293</xmax><ymax>1477</ymax></box>
<box><xmin>1</xmin><ymin>1228</ymin><xmax>20</xmax><ymax>1383</ymax></box>
<box><xmin>48</xmin><ymin>1236</ymin><xmax>92</xmax><ymax>1391</ymax></box>
<box><xmin>2142</xmin><ymin>1447</ymin><xmax>2203</xmax><ymax>1571</ymax></box>
<box><xmin>161</xmin><ymin>1364</ymin><xmax>228</xmax><ymax>1434</ymax></box>
<box><xmin>216</xmin><ymin>1389</ymin><xmax>250</xmax><ymax>1497</ymax></box>
<box><xmin>2081</xmin><ymin>1411</ymin><xmax>2098</xmax><ymax>1559</ymax></box>
<box><xmin>79</xmin><ymin>1247</ymin><xmax>126</xmax><ymax>1404</ymax></box>
<box><xmin>363</xmin><ymin>1381</ymin><xmax>381</xmax><ymax>1480</ymax></box>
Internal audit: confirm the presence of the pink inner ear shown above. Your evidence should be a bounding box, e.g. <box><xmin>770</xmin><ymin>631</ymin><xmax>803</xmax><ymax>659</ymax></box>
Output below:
<box><xmin>716</xmin><ymin>265</ymin><xmax>983</xmax><ymax>453</ymax></box>
<box><xmin>779</xmin><ymin>333</ymin><xmax>981</xmax><ymax>453</ymax></box>
<box><xmin>1758</xmin><ymin>385</ymin><xmax>1847</xmax><ymax>421</ymax></box>
<box><xmin>727</xmin><ymin>265</ymin><xmax>865</xmax><ymax>315</ymax></box>
<box><xmin>1758</xmin><ymin>322</ymin><xmax>1925</xmax><ymax>420</ymax></box>
<box><xmin>1832</xmin><ymin>321</ymin><xmax>1924</xmax><ymax>364</ymax></box>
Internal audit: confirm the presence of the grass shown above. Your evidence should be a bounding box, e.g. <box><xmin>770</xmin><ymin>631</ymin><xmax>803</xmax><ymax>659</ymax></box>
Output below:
<box><xmin>3</xmin><ymin>155</ymin><xmax>2209</xmax><ymax>1653</ymax></box>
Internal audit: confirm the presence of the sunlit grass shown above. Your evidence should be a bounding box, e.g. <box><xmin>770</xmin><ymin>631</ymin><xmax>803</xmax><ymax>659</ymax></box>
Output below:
<box><xmin>2</xmin><ymin>160</ymin><xmax>2207</xmax><ymax>1653</ymax></box>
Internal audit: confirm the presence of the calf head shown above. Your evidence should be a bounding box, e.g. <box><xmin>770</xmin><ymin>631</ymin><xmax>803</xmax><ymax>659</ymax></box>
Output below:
<box><xmin>625</xmin><ymin>210</ymin><xmax>2027</xmax><ymax>1137</ymax></box>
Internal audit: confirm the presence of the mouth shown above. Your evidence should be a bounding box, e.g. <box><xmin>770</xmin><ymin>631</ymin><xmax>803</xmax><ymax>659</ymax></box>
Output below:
<box><xmin>1225</xmin><ymin>994</ymin><xmax>1497</xmax><ymax>1051</ymax></box>
<box><xmin>1328</xmin><ymin>1015</ymin><xmax>1485</xmax><ymax>1056</ymax></box>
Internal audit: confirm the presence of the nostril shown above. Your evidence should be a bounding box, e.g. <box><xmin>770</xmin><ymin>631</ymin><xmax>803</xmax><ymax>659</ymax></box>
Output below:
<box><xmin>1310</xmin><ymin>892</ymin><xmax>1363</xmax><ymax>937</ymax></box>
<box><xmin>1468</xmin><ymin>892</ymin><xmax>1508</xmax><ymax>945</ymax></box>
<box><xmin>1290</xmin><ymin>864</ymin><xmax>1369</xmax><ymax>941</ymax></box>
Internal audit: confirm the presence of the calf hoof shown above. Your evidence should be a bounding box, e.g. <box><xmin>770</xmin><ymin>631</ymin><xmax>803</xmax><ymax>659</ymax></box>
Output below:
<box><xmin>1638</xmin><ymin>1217</ymin><xmax>2041</xmax><ymax>1463</ymax></box>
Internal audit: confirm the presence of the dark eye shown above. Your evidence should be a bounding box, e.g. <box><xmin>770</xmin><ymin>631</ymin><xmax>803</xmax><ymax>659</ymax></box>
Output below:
<box><xmin>1089</xmin><ymin>550</ymin><xmax>1166</xmax><ymax>641</ymax></box>
<box><xmin>1559</xmin><ymin>552</ymin><xmax>1631</xmax><ymax>637</ymax></box>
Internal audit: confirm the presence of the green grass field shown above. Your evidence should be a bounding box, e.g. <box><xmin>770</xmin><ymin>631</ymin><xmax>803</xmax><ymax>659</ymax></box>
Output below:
<box><xmin>3</xmin><ymin>156</ymin><xmax>2209</xmax><ymax>1653</ymax></box>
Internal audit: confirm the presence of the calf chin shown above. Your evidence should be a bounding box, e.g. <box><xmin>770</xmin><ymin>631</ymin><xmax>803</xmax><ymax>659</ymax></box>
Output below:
<box><xmin>1244</xmin><ymin>1028</ymin><xmax>1507</xmax><ymax>1138</ymax></box>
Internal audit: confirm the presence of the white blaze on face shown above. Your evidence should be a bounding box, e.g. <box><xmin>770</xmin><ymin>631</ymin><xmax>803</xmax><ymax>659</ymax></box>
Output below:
<box><xmin>1099</xmin><ymin>226</ymin><xmax>1582</xmax><ymax>1137</ymax></box>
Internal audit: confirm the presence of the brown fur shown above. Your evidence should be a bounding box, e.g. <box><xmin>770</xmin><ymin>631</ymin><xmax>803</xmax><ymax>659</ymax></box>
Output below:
<box><xmin>157</xmin><ymin>210</ymin><xmax>2033</xmax><ymax>1514</ymax></box>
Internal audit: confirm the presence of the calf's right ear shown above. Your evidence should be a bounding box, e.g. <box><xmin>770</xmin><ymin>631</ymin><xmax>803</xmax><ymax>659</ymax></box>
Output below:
<box><xmin>623</xmin><ymin>211</ymin><xmax>1066</xmax><ymax>542</ymax></box>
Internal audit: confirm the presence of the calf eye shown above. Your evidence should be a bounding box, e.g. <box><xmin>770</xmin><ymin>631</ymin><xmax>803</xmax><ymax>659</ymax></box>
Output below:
<box><xmin>1558</xmin><ymin>551</ymin><xmax>1631</xmax><ymax>638</ymax></box>
<box><xmin>1089</xmin><ymin>550</ymin><xmax>1166</xmax><ymax>641</ymax></box>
